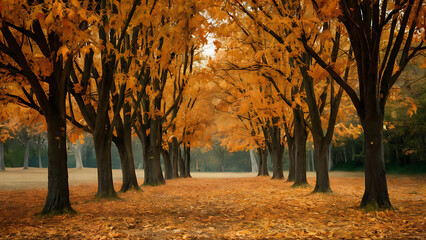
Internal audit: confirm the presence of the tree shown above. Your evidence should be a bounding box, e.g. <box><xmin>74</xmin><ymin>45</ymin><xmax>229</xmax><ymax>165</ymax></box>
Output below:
<box><xmin>212</xmin><ymin>142</ymin><xmax>226</xmax><ymax>172</ymax></box>
<box><xmin>67</xmin><ymin>0</ymin><xmax>142</xmax><ymax>195</ymax></box>
<box><xmin>0</xmin><ymin>0</ymin><xmax>89</xmax><ymax>214</ymax></box>
<box><xmin>67</xmin><ymin>135</ymin><xmax>84</xmax><ymax>169</ymax></box>
<box><xmin>32</xmin><ymin>131</ymin><xmax>47</xmax><ymax>168</ymax></box>
<box><xmin>302</xmin><ymin>0</ymin><xmax>425</xmax><ymax>208</ymax></box>
<box><xmin>221</xmin><ymin>1</ymin><xmax>313</xmax><ymax>184</ymax></box>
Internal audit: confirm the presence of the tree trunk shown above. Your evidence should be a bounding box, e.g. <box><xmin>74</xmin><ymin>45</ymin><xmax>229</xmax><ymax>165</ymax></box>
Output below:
<box><xmin>143</xmin><ymin>117</ymin><xmax>165</xmax><ymax>186</ymax></box>
<box><xmin>183</xmin><ymin>144</ymin><xmax>191</xmax><ymax>178</ymax></box>
<box><xmin>270</xmin><ymin>124</ymin><xmax>284</xmax><ymax>179</ymax></box>
<box><xmin>286</xmin><ymin>135</ymin><xmax>296</xmax><ymax>182</ymax></box>
<box><xmin>178</xmin><ymin>146</ymin><xmax>185</xmax><ymax>176</ymax></box>
<box><xmin>23</xmin><ymin>140</ymin><xmax>30</xmax><ymax>169</ymax></box>
<box><xmin>250</xmin><ymin>150</ymin><xmax>259</xmax><ymax>173</ymax></box>
<box><xmin>114</xmin><ymin>136</ymin><xmax>139</xmax><ymax>192</ymax></box>
<box><xmin>328</xmin><ymin>143</ymin><xmax>333</xmax><ymax>171</ymax></box>
<box><xmin>42</xmin><ymin>114</ymin><xmax>73</xmax><ymax>214</ymax></box>
<box><xmin>161</xmin><ymin>148</ymin><xmax>173</xmax><ymax>180</ymax></box>
<box><xmin>93</xmin><ymin>131</ymin><xmax>117</xmax><ymax>198</ymax></box>
<box><xmin>312</xmin><ymin>139</ymin><xmax>332</xmax><ymax>193</ymax></box>
<box><xmin>292</xmin><ymin>109</ymin><xmax>309</xmax><ymax>187</ymax></box>
<box><xmin>0</xmin><ymin>142</ymin><xmax>5</xmax><ymax>171</ymax></box>
<box><xmin>360</xmin><ymin>112</ymin><xmax>391</xmax><ymax>209</ymax></box>
<box><xmin>113</xmin><ymin>98</ymin><xmax>139</xmax><ymax>191</ymax></box>
<box><xmin>38</xmin><ymin>147</ymin><xmax>43</xmax><ymax>168</ymax></box>
<box><xmin>169</xmin><ymin>138</ymin><xmax>179</xmax><ymax>178</ymax></box>
<box><xmin>69</xmin><ymin>142</ymin><xmax>83</xmax><ymax>169</ymax></box>
<box><xmin>74</xmin><ymin>144</ymin><xmax>83</xmax><ymax>168</ymax></box>
<box><xmin>257</xmin><ymin>147</ymin><xmax>269</xmax><ymax>176</ymax></box>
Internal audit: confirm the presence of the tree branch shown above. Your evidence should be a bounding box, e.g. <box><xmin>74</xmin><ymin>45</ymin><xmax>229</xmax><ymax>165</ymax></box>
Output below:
<box><xmin>301</xmin><ymin>34</ymin><xmax>361</xmax><ymax>114</ymax></box>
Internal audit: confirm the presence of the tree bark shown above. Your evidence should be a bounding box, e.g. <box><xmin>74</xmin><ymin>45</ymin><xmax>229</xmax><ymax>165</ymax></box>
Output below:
<box><xmin>169</xmin><ymin>138</ymin><xmax>179</xmax><ymax>178</ymax></box>
<box><xmin>92</xmin><ymin>56</ymin><xmax>117</xmax><ymax>198</ymax></box>
<box><xmin>270</xmin><ymin>123</ymin><xmax>284</xmax><ymax>180</ymax></box>
<box><xmin>257</xmin><ymin>147</ymin><xmax>269</xmax><ymax>176</ymax></box>
<box><xmin>178</xmin><ymin>146</ymin><xmax>185</xmax><ymax>176</ymax></box>
<box><xmin>286</xmin><ymin>136</ymin><xmax>295</xmax><ymax>182</ymax></box>
<box><xmin>114</xmin><ymin>135</ymin><xmax>139</xmax><ymax>192</ymax></box>
<box><xmin>183</xmin><ymin>144</ymin><xmax>192</xmax><ymax>178</ymax></box>
<box><xmin>23</xmin><ymin>140</ymin><xmax>30</xmax><ymax>169</ymax></box>
<box><xmin>93</xmin><ymin>132</ymin><xmax>117</xmax><ymax>198</ymax></box>
<box><xmin>112</xmin><ymin>81</ymin><xmax>139</xmax><ymax>191</ymax></box>
<box><xmin>292</xmin><ymin>108</ymin><xmax>309</xmax><ymax>187</ymax></box>
<box><xmin>143</xmin><ymin>117</ymin><xmax>165</xmax><ymax>186</ymax></box>
<box><xmin>0</xmin><ymin>142</ymin><xmax>5</xmax><ymax>171</ymax></box>
<box><xmin>42</xmin><ymin>113</ymin><xmax>73</xmax><ymax>214</ymax></box>
<box><xmin>313</xmin><ymin>140</ymin><xmax>332</xmax><ymax>193</ymax></box>
<box><xmin>360</xmin><ymin>111</ymin><xmax>391</xmax><ymax>209</ymax></box>
<box><xmin>161</xmin><ymin>148</ymin><xmax>173</xmax><ymax>180</ymax></box>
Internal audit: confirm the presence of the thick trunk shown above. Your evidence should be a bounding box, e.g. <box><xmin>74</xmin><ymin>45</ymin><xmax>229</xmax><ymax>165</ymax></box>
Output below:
<box><xmin>42</xmin><ymin>114</ymin><xmax>73</xmax><ymax>214</ymax></box>
<box><xmin>23</xmin><ymin>140</ymin><xmax>30</xmax><ymax>169</ymax></box>
<box><xmin>270</xmin><ymin>125</ymin><xmax>284</xmax><ymax>179</ymax></box>
<box><xmin>313</xmin><ymin>139</ymin><xmax>332</xmax><ymax>193</ymax></box>
<box><xmin>178</xmin><ymin>146</ymin><xmax>185</xmax><ymax>176</ymax></box>
<box><xmin>286</xmin><ymin>136</ymin><xmax>296</xmax><ymax>182</ymax></box>
<box><xmin>257</xmin><ymin>148</ymin><xmax>269</xmax><ymax>176</ymax></box>
<box><xmin>0</xmin><ymin>142</ymin><xmax>5</xmax><ymax>171</ymax></box>
<box><xmin>360</xmin><ymin>112</ymin><xmax>391</xmax><ymax>209</ymax></box>
<box><xmin>292</xmin><ymin>109</ymin><xmax>309</xmax><ymax>187</ymax></box>
<box><xmin>161</xmin><ymin>148</ymin><xmax>173</xmax><ymax>180</ymax></box>
<box><xmin>93</xmin><ymin>133</ymin><xmax>117</xmax><ymax>198</ymax></box>
<box><xmin>113</xmin><ymin>95</ymin><xmax>139</xmax><ymax>191</ymax></box>
<box><xmin>143</xmin><ymin>118</ymin><xmax>165</xmax><ymax>186</ymax></box>
<box><xmin>183</xmin><ymin>144</ymin><xmax>191</xmax><ymax>178</ymax></box>
<box><xmin>169</xmin><ymin>138</ymin><xmax>179</xmax><ymax>178</ymax></box>
<box><xmin>114</xmin><ymin>135</ymin><xmax>139</xmax><ymax>192</ymax></box>
<box><xmin>38</xmin><ymin>148</ymin><xmax>43</xmax><ymax>168</ymax></box>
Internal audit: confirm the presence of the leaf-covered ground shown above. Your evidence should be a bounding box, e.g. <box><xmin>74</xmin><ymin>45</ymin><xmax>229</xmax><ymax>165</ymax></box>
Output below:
<box><xmin>0</xmin><ymin>173</ymin><xmax>425</xmax><ymax>239</ymax></box>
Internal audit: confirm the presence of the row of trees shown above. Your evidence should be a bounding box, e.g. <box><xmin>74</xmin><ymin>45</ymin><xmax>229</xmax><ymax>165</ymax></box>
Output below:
<box><xmin>0</xmin><ymin>0</ymin><xmax>217</xmax><ymax>214</ymax></box>
<box><xmin>209</xmin><ymin>0</ymin><xmax>424</xmax><ymax>210</ymax></box>
<box><xmin>0</xmin><ymin>0</ymin><xmax>424</xmax><ymax>214</ymax></box>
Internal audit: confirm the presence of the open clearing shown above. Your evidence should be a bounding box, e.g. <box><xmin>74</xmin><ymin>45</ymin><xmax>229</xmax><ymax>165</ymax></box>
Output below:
<box><xmin>0</xmin><ymin>169</ymin><xmax>425</xmax><ymax>239</ymax></box>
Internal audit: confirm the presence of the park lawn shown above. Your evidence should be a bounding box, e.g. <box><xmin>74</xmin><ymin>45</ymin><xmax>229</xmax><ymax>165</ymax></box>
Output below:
<box><xmin>0</xmin><ymin>172</ymin><xmax>425</xmax><ymax>239</ymax></box>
